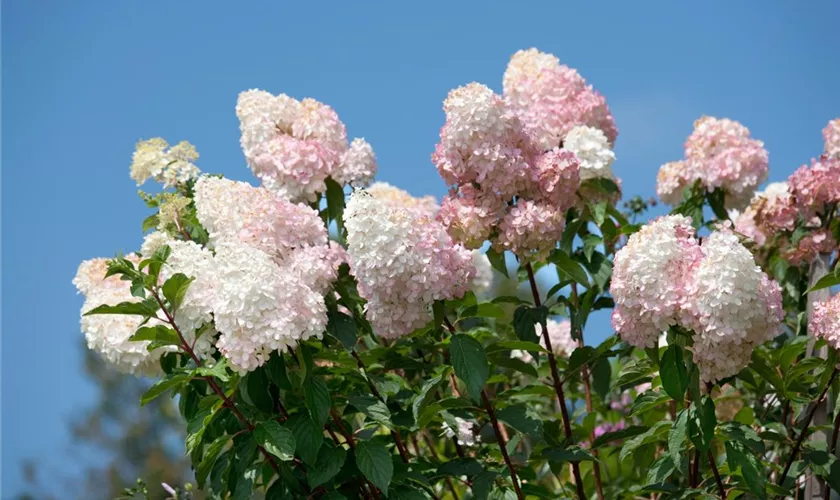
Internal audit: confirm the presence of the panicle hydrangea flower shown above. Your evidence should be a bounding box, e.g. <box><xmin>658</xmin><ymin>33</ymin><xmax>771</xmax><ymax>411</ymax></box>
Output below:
<box><xmin>212</xmin><ymin>241</ymin><xmax>327</xmax><ymax>372</ymax></box>
<box><xmin>237</xmin><ymin>90</ymin><xmax>376</xmax><ymax>201</ymax></box>
<box><xmin>344</xmin><ymin>190</ymin><xmax>476</xmax><ymax>338</ymax></box>
<box><xmin>437</xmin><ymin>191</ymin><xmax>499</xmax><ymax>250</ymax></box>
<box><xmin>503</xmin><ymin>48</ymin><xmax>617</xmax><ymax>149</ymax></box>
<box><xmin>532</xmin><ymin>149</ymin><xmax>580</xmax><ymax>211</ymax></box>
<box><xmin>682</xmin><ymin>229</ymin><xmax>783</xmax><ymax>382</ymax></box>
<box><xmin>194</xmin><ymin>176</ymin><xmax>327</xmax><ymax>255</ymax></box>
<box><xmin>787</xmin><ymin>156</ymin><xmax>840</xmax><ymax>218</ymax></box>
<box><xmin>656</xmin><ymin>161</ymin><xmax>689</xmax><ymax>205</ymax></box>
<box><xmin>366</xmin><ymin>182</ymin><xmax>440</xmax><ymax>219</ymax></box>
<box><xmin>130</xmin><ymin>138</ymin><xmax>201</xmax><ymax>188</ymax></box>
<box><xmin>442</xmin><ymin>417</ymin><xmax>480</xmax><ymax>447</ymax></box>
<box><xmin>752</xmin><ymin>182</ymin><xmax>798</xmax><ymax>232</ymax></box>
<box><xmin>156</xmin><ymin>193</ymin><xmax>191</xmax><ymax>233</ymax></box>
<box><xmin>336</xmin><ymin>138</ymin><xmax>378</xmax><ymax>187</ymax></box>
<box><xmin>658</xmin><ymin>117</ymin><xmax>769</xmax><ymax>209</ymax></box>
<box><xmin>470</xmin><ymin>250</ymin><xmax>494</xmax><ymax>295</ymax></box>
<box><xmin>494</xmin><ymin>199</ymin><xmax>566</xmax><ymax>263</ymax></box>
<box><xmin>563</xmin><ymin>125</ymin><xmax>617</xmax><ymax>182</ymax></box>
<box><xmin>610</xmin><ymin>215</ymin><xmax>703</xmax><ymax>349</ymax></box>
<box><xmin>73</xmin><ymin>256</ymin><xmax>169</xmax><ymax>375</ymax></box>
<box><xmin>285</xmin><ymin>242</ymin><xmax>349</xmax><ymax>296</ymax></box>
<box><xmin>811</xmin><ymin>294</ymin><xmax>840</xmax><ymax>351</ymax></box>
<box><xmin>783</xmin><ymin>229</ymin><xmax>837</xmax><ymax>266</ymax></box>
<box><xmin>432</xmin><ymin>82</ymin><xmax>539</xmax><ymax>200</ymax></box>
<box><xmin>824</xmin><ymin>118</ymin><xmax>840</xmax><ymax>159</ymax></box>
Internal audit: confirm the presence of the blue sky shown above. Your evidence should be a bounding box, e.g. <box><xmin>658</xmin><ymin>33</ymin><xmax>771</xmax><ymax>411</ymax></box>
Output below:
<box><xmin>3</xmin><ymin>1</ymin><xmax>839</xmax><ymax>497</ymax></box>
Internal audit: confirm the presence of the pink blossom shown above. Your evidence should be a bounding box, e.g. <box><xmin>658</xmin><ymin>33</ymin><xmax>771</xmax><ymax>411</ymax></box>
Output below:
<box><xmin>787</xmin><ymin>156</ymin><xmax>840</xmax><ymax>218</ymax></box>
<box><xmin>824</xmin><ymin>118</ymin><xmax>840</xmax><ymax>159</ymax></box>
<box><xmin>494</xmin><ymin>200</ymin><xmax>566</xmax><ymax>263</ymax></box>
<box><xmin>811</xmin><ymin>294</ymin><xmax>840</xmax><ymax>351</ymax></box>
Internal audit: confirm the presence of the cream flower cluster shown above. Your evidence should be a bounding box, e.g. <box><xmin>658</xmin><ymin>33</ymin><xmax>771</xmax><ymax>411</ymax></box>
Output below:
<box><xmin>130</xmin><ymin>138</ymin><xmax>201</xmax><ymax>188</ymax></box>
<box><xmin>73</xmin><ymin>257</ymin><xmax>169</xmax><ymax>375</ymax></box>
<box><xmin>657</xmin><ymin>117</ymin><xmax>769</xmax><ymax>209</ymax></box>
<box><xmin>236</xmin><ymin>89</ymin><xmax>377</xmax><ymax>202</ymax></box>
<box><xmin>611</xmin><ymin>215</ymin><xmax>782</xmax><ymax>382</ymax></box>
<box><xmin>366</xmin><ymin>182</ymin><xmax>439</xmax><ymax>219</ymax></box>
<box><xmin>433</xmin><ymin>83</ymin><xmax>581</xmax><ymax>261</ymax></box>
<box><xmin>511</xmin><ymin>318</ymin><xmax>576</xmax><ymax>363</ymax></box>
<box><xmin>811</xmin><ymin>294</ymin><xmax>840</xmax><ymax>351</ymax></box>
<box><xmin>503</xmin><ymin>48</ymin><xmax>617</xmax><ymax>150</ymax></box>
<box><xmin>344</xmin><ymin>190</ymin><xmax>476</xmax><ymax>338</ymax></box>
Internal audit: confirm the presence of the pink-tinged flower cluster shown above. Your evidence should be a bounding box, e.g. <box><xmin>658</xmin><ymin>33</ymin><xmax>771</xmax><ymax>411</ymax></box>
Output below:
<box><xmin>787</xmin><ymin>156</ymin><xmax>840</xmax><ymax>219</ymax></box>
<box><xmin>732</xmin><ymin>182</ymin><xmax>798</xmax><ymax>247</ymax></box>
<box><xmin>611</xmin><ymin>215</ymin><xmax>702</xmax><ymax>349</ymax></box>
<box><xmin>188</xmin><ymin>175</ymin><xmax>346</xmax><ymax>371</ymax></box>
<box><xmin>511</xmin><ymin>319</ymin><xmax>575</xmax><ymax>363</ymax></box>
<box><xmin>657</xmin><ymin>117</ymin><xmax>769</xmax><ymax>209</ymax></box>
<box><xmin>366</xmin><ymin>182</ymin><xmax>439</xmax><ymax>219</ymax></box>
<box><xmin>783</xmin><ymin>230</ymin><xmax>837</xmax><ymax>266</ymax></box>
<box><xmin>73</xmin><ymin>256</ymin><xmax>170</xmax><ymax>375</ymax></box>
<box><xmin>611</xmin><ymin>216</ymin><xmax>782</xmax><ymax>382</ymax></box>
<box><xmin>503</xmin><ymin>48</ymin><xmax>617</xmax><ymax>150</ymax></box>
<box><xmin>236</xmin><ymin>90</ymin><xmax>377</xmax><ymax>202</ymax></box>
<box><xmin>683</xmin><ymin>229</ymin><xmax>783</xmax><ymax>382</ymax></box>
<box><xmin>824</xmin><ymin>118</ymin><xmax>840</xmax><ymax>159</ymax></box>
<box><xmin>811</xmin><ymin>294</ymin><xmax>840</xmax><ymax>351</ymax></box>
<box><xmin>432</xmin><ymin>83</ymin><xmax>581</xmax><ymax>260</ymax></box>
<box><xmin>344</xmin><ymin>190</ymin><xmax>476</xmax><ymax>338</ymax></box>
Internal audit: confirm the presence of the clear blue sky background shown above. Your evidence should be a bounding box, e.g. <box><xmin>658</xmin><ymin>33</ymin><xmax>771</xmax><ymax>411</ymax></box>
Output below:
<box><xmin>3</xmin><ymin>1</ymin><xmax>839</xmax><ymax>497</ymax></box>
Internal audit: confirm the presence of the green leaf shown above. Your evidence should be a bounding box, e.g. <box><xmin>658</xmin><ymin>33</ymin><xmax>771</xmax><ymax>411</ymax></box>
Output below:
<box><xmin>196</xmin><ymin>435</ymin><xmax>230</xmax><ymax>489</ymax></box>
<box><xmin>620</xmin><ymin>421</ymin><xmax>671</xmax><ymax>462</ymax></box>
<box><xmin>460</xmin><ymin>302</ymin><xmax>505</xmax><ymax>320</ymax></box>
<box><xmin>308</xmin><ymin>446</ymin><xmax>347</xmax><ymax>488</ymax></box>
<box><xmin>543</xmin><ymin>445</ymin><xmax>596</xmax><ymax>464</ymax></box>
<box><xmin>806</xmin><ymin>272</ymin><xmax>840</xmax><ymax>294</ymax></box>
<box><xmin>591</xmin><ymin>425</ymin><xmax>648</xmax><ymax>449</ymax></box>
<box><xmin>591</xmin><ymin>357</ymin><xmax>611</xmax><ymax>401</ymax></box>
<box><xmin>450</xmin><ymin>334</ymin><xmax>489</xmax><ymax>400</ymax></box>
<box><xmin>485</xmin><ymin>248</ymin><xmax>509</xmax><ymax>278</ymax></box>
<box><xmin>254</xmin><ymin>421</ymin><xmax>296</xmax><ymax>461</ymax></box>
<box><xmin>668</xmin><ymin>410</ymin><xmax>689</xmax><ymax>472</ymax></box>
<box><xmin>327</xmin><ymin>310</ymin><xmax>358</xmax><ymax>350</ymax></box>
<box><xmin>141</xmin><ymin>373</ymin><xmax>190</xmax><ymax>406</ymax></box>
<box><xmin>550</xmin><ymin>250</ymin><xmax>590</xmax><ymax>286</ymax></box>
<box><xmin>725</xmin><ymin>440</ymin><xmax>766</xmax><ymax>499</ymax></box>
<box><xmin>496</xmin><ymin>404</ymin><xmax>543</xmax><ymax>437</ymax></box>
<box><xmin>288</xmin><ymin>414</ymin><xmax>323</xmax><ymax>467</ymax></box>
<box><xmin>689</xmin><ymin>397</ymin><xmax>716</xmax><ymax>452</ymax></box>
<box><xmin>242</xmin><ymin>368</ymin><xmax>274</xmax><ymax>413</ymax></box>
<box><xmin>646</xmin><ymin>454</ymin><xmax>677</xmax><ymax>485</ymax></box>
<box><xmin>356</xmin><ymin>440</ymin><xmax>394</xmax><ymax>494</ymax></box>
<box><xmin>568</xmin><ymin>346</ymin><xmax>597</xmax><ymax>373</ymax></box>
<box><xmin>437</xmin><ymin>458</ymin><xmax>484</xmax><ymax>477</ymax></box>
<box><xmin>706</xmin><ymin>188</ymin><xmax>730</xmax><ymax>221</ymax></box>
<box><xmin>486</xmin><ymin>340</ymin><xmax>545</xmax><ymax>354</ymax></box>
<box><xmin>512</xmin><ymin>306</ymin><xmax>547</xmax><ymax>344</ymax></box>
<box><xmin>128</xmin><ymin>325</ymin><xmax>180</xmax><ymax>345</ymax></box>
<box><xmin>325</xmin><ymin>177</ymin><xmax>346</xmax><ymax>222</ymax></box>
<box><xmin>413</xmin><ymin>375</ymin><xmax>444</xmax><ymax>423</ymax></box>
<box><xmin>349</xmin><ymin>395</ymin><xmax>392</xmax><ymax>428</ymax></box>
<box><xmin>232</xmin><ymin>466</ymin><xmax>256</xmax><ymax>500</ymax></box>
<box><xmin>581</xmin><ymin>177</ymin><xmax>620</xmax><ymax>195</ymax></box>
<box><xmin>141</xmin><ymin>214</ymin><xmax>160</xmax><ymax>233</ymax></box>
<box><xmin>305</xmin><ymin>377</ymin><xmax>332</xmax><ymax>428</ymax></box>
<box><xmin>193</xmin><ymin>358</ymin><xmax>230</xmax><ymax>382</ymax></box>
<box><xmin>162</xmin><ymin>273</ymin><xmax>193</xmax><ymax>312</ymax></box>
<box><xmin>83</xmin><ymin>299</ymin><xmax>158</xmax><ymax>317</ymax></box>
<box><xmin>490</xmin><ymin>355</ymin><xmax>538</xmax><ymax>378</ymax></box>
<box><xmin>803</xmin><ymin>446</ymin><xmax>840</xmax><ymax>493</ymax></box>
<box><xmin>660</xmin><ymin>345</ymin><xmax>688</xmax><ymax>402</ymax></box>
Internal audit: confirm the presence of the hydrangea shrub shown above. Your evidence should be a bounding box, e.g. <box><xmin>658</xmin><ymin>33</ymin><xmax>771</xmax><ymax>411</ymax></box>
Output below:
<box><xmin>76</xmin><ymin>48</ymin><xmax>840</xmax><ymax>500</ymax></box>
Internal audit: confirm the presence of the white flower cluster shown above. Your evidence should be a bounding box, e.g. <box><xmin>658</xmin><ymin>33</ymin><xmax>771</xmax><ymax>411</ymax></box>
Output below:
<box><xmin>130</xmin><ymin>138</ymin><xmax>201</xmax><ymax>188</ymax></box>
<box><xmin>563</xmin><ymin>125</ymin><xmax>617</xmax><ymax>182</ymax></box>
<box><xmin>73</xmin><ymin>257</ymin><xmax>170</xmax><ymax>375</ymax></box>
<box><xmin>442</xmin><ymin>417</ymin><xmax>480</xmax><ymax>447</ymax></box>
<box><xmin>511</xmin><ymin>319</ymin><xmax>575</xmax><ymax>363</ymax></box>
<box><xmin>611</xmin><ymin>215</ymin><xmax>783</xmax><ymax>382</ymax></box>
<box><xmin>236</xmin><ymin>89</ymin><xmax>377</xmax><ymax>202</ymax></box>
<box><xmin>470</xmin><ymin>250</ymin><xmax>494</xmax><ymax>295</ymax></box>
<box><xmin>344</xmin><ymin>190</ymin><xmax>476</xmax><ymax>338</ymax></box>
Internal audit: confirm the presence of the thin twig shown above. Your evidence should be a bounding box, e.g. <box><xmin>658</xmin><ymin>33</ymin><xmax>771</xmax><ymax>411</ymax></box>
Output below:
<box><xmin>779</xmin><ymin>367</ymin><xmax>840</xmax><ymax>486</ymax></box>
<box><xmin>525</xmin><ymin>262</ymin><xmax>587</xmax><ymax>500</ymax></box>
<box><xmin>825</xmin><ymin>410</ymin><xmax>840</xmax><ymax>498</ymax></box>
<box><xmin>481</xmin><ymin>389</ymin><xmax>525</xmax><ymax>500</ymax></box>
<box><xmin>708</xmin><ymin>451</ymin><xmax>726</xmax><ymax>499</ymax></box>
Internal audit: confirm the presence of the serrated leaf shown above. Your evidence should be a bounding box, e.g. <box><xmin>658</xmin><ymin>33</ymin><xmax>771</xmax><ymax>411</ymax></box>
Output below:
<box><xmin>496</xmin><ymin>404</ymin><xmax>543</xmax><ymax>437</ymax></box>
<box><xmin>162</xmin><ymin>272</ymin><xmax>193</xmax><ymax>312</ymax></box>
<box><xmin>450</xmin><ymin>334</ymin><xmax>488</xmax><ymax>400</ymax></box>
<box><xmin>196</xmin><ymin>435</ymin><xmax>230</xmax><ymax>489</ymax></box>
<box><xmin>254</xmin><ymin>421</ymin><xmax>296</xmax><ymax>461</ymax></box>
<box><xmin>660</xmin><ymin>345</ymin><xmax>688</xmax><ymax>402</ymax></box>
<box><xmin>288</xmin><ymin>414</ymin><xmax>323</xmax><ymax>467</ymax></box>
<box><xmin>308</xmin><ymin>446</ymin><xmax>347</xmax><ymax>488</ymax></box>
<box><xmin>84</xmin><ymin>299</ymin><xmax>159</xmax><ymax>317</ymax></box>
<box><xmin>141</xmin><ymin>373</ymin><xmax>190</xmax><ymax>406</ymax></box>
<box><xmin>129</xmin><ymin>325</ymin><xmax>180</xmax><ymax>345</ymax></box>
<box><xmin>413</xmin><ymin>375</ymin><xmax>443</xmax><ymax>423</ymax></box>
<box><xmin>550</xmin><ymin>250</ymin><xmax>590</xmax><ymax>286</ymax></box>
<box><xmin>327</xmin><ymin>310</ymin><xmax>358</xmax><ymax>350</ymax></box>
<box><xmin>486</xmin><ymin>247</ymin><xmax>509</xmax><ymax>278</ymax></box>
<box><xmin>646</xmin><ymin>454</ymin><xmax>677</xmax><ymax>485</ymax></box>
<box><xmin>193</xmin><ymin>358</ymin><xmax>230</xmax><ymax>382</ymax></box>
<box><xmin>591</xmin><ymin>357</ymin><xmax>611</xmax><ymax>401</ymax></box>
<box><xmin>668</xmin><ymin>410</ymin><xmax>689</xmax><ymax>472</ymax></box>
<box><xmin>349</xmin><ymin>395</ymin><xmax>392</xmax><ymax>427</ymax></box>
<box><xmin>591</xmin><ymin>425</ymin><xmax>648</xmax><ymax>449</ymax></box>
<box><xmin>512</xmin><ymin>306</ymin><xmax>547</xmax><ymax>344</ymax></box>
<box><xmin>356</xmin><ymin>440</ymin><xmax>394</xmax><ymax>494</ymax></box>
<box><xmin>725</xmin><ymin>440</ymin><xmax>766</xmax><ymax>499</ymax></box>
<box><xmin>305</xmin><ymin>377</ymin><xmax>332</xmax><ymax>428</ymax></box>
